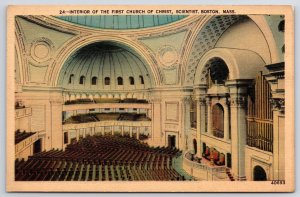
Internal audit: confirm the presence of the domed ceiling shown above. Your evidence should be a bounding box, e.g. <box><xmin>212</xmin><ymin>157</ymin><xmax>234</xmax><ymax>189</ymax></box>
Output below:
<box><xmin>58</xmin><ymin>42</ymin><xmax>153</xmax><ymax>91</ymax></box>
<box><xmin>55</xmin><ymin>15</ymin><xmax>187</xmax><ymax>29</ymax></box>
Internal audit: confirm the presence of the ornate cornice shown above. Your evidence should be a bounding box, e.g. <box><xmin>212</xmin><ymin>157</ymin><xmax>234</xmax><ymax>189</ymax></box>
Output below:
<box><xmin>199</xmin><ymin>97</ymin><xmax>206</xmax><ymax>106</ymax></box>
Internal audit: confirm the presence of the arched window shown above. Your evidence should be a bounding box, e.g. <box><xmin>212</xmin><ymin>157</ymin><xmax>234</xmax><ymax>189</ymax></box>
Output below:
<box><xmin>68</xmin><ymin>74</ymin><xmax>74</xmax><ymax>84</ymax></box>
<box><xmin>212</xmin><ymin>103</ymin><xmax>224</xmax><ymax>138</ymax></box>
<box><xmin>91</xmin><ymin>77</ymin><xmax>97</xmax><ymax>85</ymax></box>
<box><xmin>79</xmin><ymin>76</ymin><xmax>85</xmax><ymax>85</ymax></box>
<box><xmin>117</xmin><ymin>77</ymin><xmax>123</xmax><ymax>85</ymax></box>
<box><xmin>104</xmin><ymin>77</ymin><xmax>110</xmax><ymax>85</ymax></box>
<box><xmin>129</xmin><ymin>76</ymin><xmax>135</xmax><ymax>85</ymax></box>
<box><xmin>253</xmin><ymin>166</ymin><xmax>267</xmax><ymax>181</ymax></box>
<box><xmin>139</xmin><ymin>75</ymin><xmax>144</xmax><ymax>84</ymax></box>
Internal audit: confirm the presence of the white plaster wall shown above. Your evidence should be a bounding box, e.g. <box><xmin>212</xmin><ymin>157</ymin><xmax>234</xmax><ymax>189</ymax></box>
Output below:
<box><xmin>216</xmin><ymin>18</ymin><xmax>271</xmax><ymax>64</ymax></box>
<box><xmin>245</xmin><ymin>146</ymin><xmax>274</xmax><ymax>181</ymax></box>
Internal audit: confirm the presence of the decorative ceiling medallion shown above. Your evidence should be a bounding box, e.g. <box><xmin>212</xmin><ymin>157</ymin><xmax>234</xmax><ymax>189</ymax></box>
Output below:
<box><xmin>157</xmin><ymin>45</ymin><xmax>178</xmax><ymax>70</ymax></box>
<box><xmin>30</xmin><ymin>37</ymin><xmax>54</xmax><ymax>64</ymax></box>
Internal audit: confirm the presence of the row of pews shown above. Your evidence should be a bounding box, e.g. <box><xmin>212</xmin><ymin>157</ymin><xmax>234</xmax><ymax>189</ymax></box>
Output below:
<box><xmin>15</xmin><ymin>130</ymin><xmax>36</xmax><ymax>144</ymax></box>
<box><xmin>64</xmin><ymin>113</ymin><xmax>151</xmax><ymax>124</ymax></box>
<box><xmin>15</xmin><ymin>135</ymin><xmax>184</xmax><ymax>181</ymax></box>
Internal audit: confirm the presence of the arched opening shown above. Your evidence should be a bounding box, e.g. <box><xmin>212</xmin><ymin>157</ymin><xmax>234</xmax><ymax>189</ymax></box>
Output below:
<box><xmin>117</xmin><ymin>77</ymin><xmax>123</xmax><ymax>85</ymax></box>
<box><xmin>212</xmin><ymin>103</ymin><xmax>224</xmax><ymax>138</ymax></box>
<box><xmin>193</xmin><ymin>139</ymin><xmax>197</xmax><ymax>154</ymax></box>
<box><xmin>104</xmin><ymin>77</ymin><xmax>110</xmax><ymax>85</ymax></box>
<box><xmin>68</xmin><ymin>74</ymin><xmax>74</xmax><ymax>84</ymax></box>
<box><xmin>253</xmin><ymin>165</ymin><xmax>267</xmax><ymax>181</ymax></box>
<box><xmin>91</xmin><ymin>76</ymin><xmax>97</xmax><ymax>85</ymax></box>
<box><xmin>129</xmin><ymin>76</ymin><xmax>135</xmax><ymax>85</ymax></box>
<box><xmin>79</xmin><ymin>76</ymin><xmax>86</xmax><ymax>85</ymax></box>
<box><xmin>139</xmin><ymin>75</ymin><xmax>144</xmax><ymax>84</ymax></box>
<box><xmin>208</xmin><ymin>58</ymin><xmax>229</xmax><ymax>85</ymax></box>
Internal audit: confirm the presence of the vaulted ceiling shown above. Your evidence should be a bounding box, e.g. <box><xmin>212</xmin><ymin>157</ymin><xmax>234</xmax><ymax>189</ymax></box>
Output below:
<box><xmin>55</xmin><ymin>15</ymin><xmax>187</xmax><ymax>30</ymax></box>
<box><xmin>58</xmin><ymin>42</ymin><xmax>154</xmax><ymax>91</ymax></box>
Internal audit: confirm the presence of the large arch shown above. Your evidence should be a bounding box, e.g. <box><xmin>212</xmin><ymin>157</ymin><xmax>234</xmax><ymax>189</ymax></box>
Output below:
<box><xmin>180</xmin><ymin>15</ymin><xmax>280</xmax><ymax>85</ymax></box>
<box><xmin>193</xmin><ymin>48</ymin><xmax>266</xmax><ymax>85</ymax></box>
<box><xmin>46</xmin><ymin>35</ymin><xmax>162</xmax><ymax>87</ymax></box>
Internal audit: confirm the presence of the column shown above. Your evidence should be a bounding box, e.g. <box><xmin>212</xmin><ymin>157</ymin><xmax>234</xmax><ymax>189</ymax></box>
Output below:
<box><xmin>130</xmin><ymin>127</ymin><xmax>133</xmax><ymax>137</ymax></box>
<box><xmin>223</xmin><ymin>100</ymin><xmax>230</xmax><ymax>141</ymax></box>
<box><xmin>194</xmin><ymin>97</ymin><xmax>207</xmax><ymax>157</ymax></box>
<box><xmin>91</xmin><ymin>127</ymin><xmax>95</xmax><ymax>136</ymax></box>
<box><xmin>76</xmin><ymin>129</ymin><xmax>79</xmax><ymax>141</ymax></box>
<box><xmin>121</xmin><ymin>126</ymin><xmax>124</xmax><ymax>136</ymax></box>
<box><xmin>206</xmin><ymin>97</ymin><xmax>212</xmax><ymax>135</ymax></box>
<box><xmin>271</xmin><ymin>99</ymin><xmax>285</xmax><ymax>180</ymax></box>
<box><xmin>196</xmin><ymin>98</ymin><xmax>201</xmax><ymax>157</ymax></box>
<box><xmin>199</xmin><ymin>98</ymin><xmax>206</xmax><ymax>134</ymax></box>
<box><xmin>137</xmin><ymin>127</ymin><xmax>140</xmax><ymax>140</ymax></box>
<box><xmin>151</xmin><ymin>98</ymin><xmax>161</xmax><ymax>145</ymax></box>
<box><xmin>111</xmin><ymin>126</ymin><xmax>114</xmax><ymax>135</ymax></box>
<box><xmin>50</xmin><ymin>100</ymin><xmax>63</xmax><ymax>149</ymax></box>
<box><xmin>83</xmin><ymin>128</ymin><xmax>86</xmax><ymax>138</ymax></box>
<box><xmin>226</xmin><ymin>80</ymin><xmax>251</xmax><ymax>181</ymax></box>
<box><xmin>101</xmin><ymin>127</ymin><xmax>104</xmax><ymax>135</ymax></box>
<box><xmin>182</xmin><ymin>97</ymin><xmax>191</xmax><ymax>151</ymax></box>
<box><xmin>265</xmin><ymin>63</ymin><xmax>285</xmax><ymax>180</ymax></box>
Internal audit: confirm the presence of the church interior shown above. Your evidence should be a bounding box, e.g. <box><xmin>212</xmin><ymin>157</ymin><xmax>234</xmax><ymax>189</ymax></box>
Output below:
<box><xmin>14</xmin><ymin>14</ymin><xmax>285</xmax><ymax>181</ymax></box>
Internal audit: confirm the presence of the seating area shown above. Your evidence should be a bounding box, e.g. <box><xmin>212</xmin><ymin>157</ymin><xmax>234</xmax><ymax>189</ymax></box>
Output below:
<box><xmin>64</xmin><ymin>98</ymin><xmax>149</xmax><ymax>105</ymax></box>
<box><xmin>64</xmin><ymin>113</ymin><xmax>151</xmax><ymax>124</ymax></box>
<box><xmin>202</xmin><ymin>146</ymin><xmax>225</xmax><ymax>166</ymax></box>
<box><xmin>15</xmin><ymin>135</ymin><xmax>184</xmax><ymax>181</ymax></box>
<box><xmin>65</xmin><ymin>99</ymin><xmax>94</xmax><ymax>105</ymax></box>
<box><xmin>15</xmin><ymin>130</ymin><xmax>36</xmax><ymax>144</ymax></box>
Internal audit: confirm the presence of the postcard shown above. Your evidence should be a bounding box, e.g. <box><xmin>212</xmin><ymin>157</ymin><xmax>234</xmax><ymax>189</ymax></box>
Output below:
<box><xmin>6</xmin><ymin>5</ymin><xmax>294</xmax><ymax>192</ymax></box>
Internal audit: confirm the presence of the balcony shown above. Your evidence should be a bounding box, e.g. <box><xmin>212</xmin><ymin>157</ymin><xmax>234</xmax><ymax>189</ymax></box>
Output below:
<box><xmin>15</xmin><ymin>107</ymin><xmax>32</xmax><ymax>119</ymax></box>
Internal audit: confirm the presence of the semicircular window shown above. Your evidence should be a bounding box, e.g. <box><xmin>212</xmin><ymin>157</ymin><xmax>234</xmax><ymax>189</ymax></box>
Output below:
<box><xmin>55</xmin><ymin>15</ymin><xmax>187</xmax><ymax>29</ymax></box>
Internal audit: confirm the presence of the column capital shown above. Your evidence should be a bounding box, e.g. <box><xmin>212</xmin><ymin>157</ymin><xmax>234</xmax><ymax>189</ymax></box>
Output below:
<box><xmin>229</xmin><ymin>96</ymin><xmax>247</xmax><ymax>108</ymax></box>
<box><xmin>182</xmin><ymin>96</ymin><xmax>192</xmax><ymax>105</ymax></box>
<box><xmin>149</xmin><ymin>97</ymin><xmax>161</xmax><ymax>103</ymax></box>
<box><xmin>269</xmin><ymin>98</ymin><xmax>285</xmax><ymax>113</ymax></box>
<box><xmin>206</xmin><ymin>97</ymin><xmax>212</xmax><ymax>105</ymax></box>
<box><xmin>194</xmin><ymin>96</ymin><xmax>206</xmax><ymax>104</ymax></box>
<box><xmin>199</xmin><ymin>97</ymin><xmax>206</xmax><ymax>106</ymax></box>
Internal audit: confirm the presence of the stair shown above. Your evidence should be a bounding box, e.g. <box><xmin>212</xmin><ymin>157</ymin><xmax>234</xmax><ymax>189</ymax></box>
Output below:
<box><xmin>226</xmin><ymin>168</ymin><xmax>235</xmax><ymax>181</ymax></box>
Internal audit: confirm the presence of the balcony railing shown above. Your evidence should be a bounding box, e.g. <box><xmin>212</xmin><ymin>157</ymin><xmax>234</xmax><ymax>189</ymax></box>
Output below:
<box><xmin>15</xmin><ymin>107</ymin><xmax>32</xmax><ymax>119</ymax></box>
